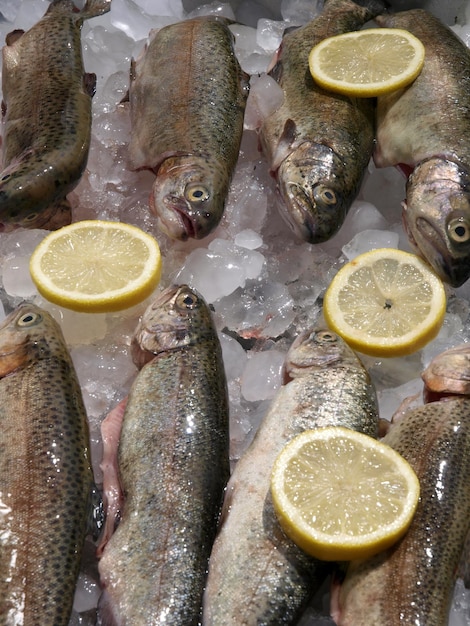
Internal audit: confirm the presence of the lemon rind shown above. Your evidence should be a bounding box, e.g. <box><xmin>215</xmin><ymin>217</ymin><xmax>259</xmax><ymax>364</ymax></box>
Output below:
<box><xmin>309</xmin><ymin>28</ymin><xmax>426</xmax><ymax>98</ymax></box>
<box><xmin>323</xmin><ymin>248</ymin><xmax>446</xmax><ymax>358</ymax></box>
<box><xmin>271</xmin><ymin>427</ymin><xmax>420</xmax><ymax>561</ymax></box>
<box><xmin>29</xmin><ymin>220</ymin><xmax>162</xmax><ymax>313</ymax></box>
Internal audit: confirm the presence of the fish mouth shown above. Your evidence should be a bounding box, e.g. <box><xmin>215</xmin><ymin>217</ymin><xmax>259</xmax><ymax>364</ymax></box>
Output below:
<box><xmin>278</xmin><ymin>183</ymin><xmax>324</xmax><ymax>243</ymax></box>
<box><xmin>151</xmin><ymin>192</ymin><xmax>199</xmax><ymax>240</ymax></box>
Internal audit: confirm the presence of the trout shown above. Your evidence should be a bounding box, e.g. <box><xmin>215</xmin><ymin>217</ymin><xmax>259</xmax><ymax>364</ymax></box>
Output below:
<box><xmin>333</xmin><ymin>345</ymin><xmax>470</xmax><ymax>625</ymax></box>
<box><xmin>0</xmin><ymin>0</ymin><xmax>111</xmax><ymax>232</ymax></box>
<box><xmin>128</xmin><ymin>16</ymin><xmax>249</xmax><ymax>240</ymax></box>
<box><xmin>375</xmin><ymin>10</ymin><xmax>470</xmax><ymax>287</ymax></box>
<box><xmin>98</xmin><ymin>285</ymin><xmax>230</xmax><ymax>625</ymax></box>
<box><xmin>202</xmin><ymin>329</ymin><xmax>379</xmax><ymax>625</ymax></box>
<box><xmin>0</xmin><ymin>303</ymin><xmax>96</xmax><ymax>625</ymax></box>
<box><xmin>259</xmin><ymin>0</ymin><xmax>385</xmax><ymax>243</ymax></box>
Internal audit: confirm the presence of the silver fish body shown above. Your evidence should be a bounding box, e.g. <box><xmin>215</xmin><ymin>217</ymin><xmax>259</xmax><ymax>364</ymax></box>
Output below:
<box><xmin>0</xmin><ymin>304</ymin><xmax>95</xmax><ymax>625</ymax></box>
<box><xmin>128</xmin><ymin>16</ymin><xmax>249</xmax><ymax>240</ymax></box>
<box><xmin>0</xmin><ymin>0</ymin><xmax>110</xmax><ymax>232</ymax></box>
<box><xmin>203</xmin><ymin>329</ymin><xmax>379</xmax><ymax>625</ymax></box>
<box><xmin>98</xmin><ymin>285</ymin><xmax>230</xmax><ymax>625</ymax></box>
<box><xmin>334</xmin><ymin>397</ymin><xmax>470</xmax><ymax>626</ymax></box>
<box><xmin>375</xmin><ymin>10</ymin><xmax>470</xmax><ymax>287</ymax></box>
<box><xmin>259</xmin><ymin>0</ymin><xmax>384</xmax><ymax>243</ymax></box>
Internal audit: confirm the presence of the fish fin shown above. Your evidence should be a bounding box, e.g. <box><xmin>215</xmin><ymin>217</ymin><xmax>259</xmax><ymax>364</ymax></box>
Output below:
<box><xmin>88</xmin><ymin>482</ymin><xmax>105</xmax><ymax>542</ymax></box>
<box><xmin>5</xmin><ymin>29</ymin><xmax>24</xmax><ymax>46</ymax></box>
<box><xmin>84</xmin><ymin>72</ymin><xmax>97</xmax><ymax>98</ymax></box>
<box><xmin>81</xmin><ymin>0</ymin><xmax>112</xmax><ymax>19</ymax></box>
<box><xmin>97</xmin><ymin>398</ymin><xmax>127</xmax><ymax>557</ymax></box>
<box><xmin>346</xmin><ymin>0</ymin><xmax>390</xmax><ymax>20</ymax></box>
<box><xmin>39</xmin><ymin>198</ymin><xmax>73</xmax><ymax>231</ymax></box>
<box><xmin>269</xmin><ymin>118</ymin><xmax>298</xmax><ymax>171</ymax></box>
<box><xmin>96</xmin><ymin>591</ymin><xmax>120</xmax><ymax>626</ymax></box>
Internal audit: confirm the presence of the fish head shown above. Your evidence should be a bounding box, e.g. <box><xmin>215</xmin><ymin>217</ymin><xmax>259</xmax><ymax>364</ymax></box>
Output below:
<box><xmin>0</xmin><ymin>303</ymin><xmax>62</xmax><ymax>377</ymax></box>
<box><xmin>284</xmin><ymin>327</ymin><xmax>359</xmax><ymax>381</ymax></box>
<box><xmin>150</xmin><ymin>155</ymin><xmax>225</xmax><ymax>241</ymax></box>
<box><xmin>276</xmin><ymin>143</ymin><xmax>352</xmax><ymax>243</ymax></box>
<box><xmin>131</xmin><ymin>284</ymin><xmax>214</xmax><ymax>367</ymax></box>
<box><xmin>422</xmin><ymin>343</ymin><xmax>470</xmax><ymax>400</ymax></box>
<box><xmin>403</xmin><ymin>158</ymin><xmax>470</xmax><ymax>287</ymax></box>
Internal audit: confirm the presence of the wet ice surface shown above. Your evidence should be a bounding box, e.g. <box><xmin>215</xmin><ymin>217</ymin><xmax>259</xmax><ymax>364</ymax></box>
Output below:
<box><xmin>1</xmin><ymin>0</ymin><xmax>470</xmax><ymax>623</ymax></box>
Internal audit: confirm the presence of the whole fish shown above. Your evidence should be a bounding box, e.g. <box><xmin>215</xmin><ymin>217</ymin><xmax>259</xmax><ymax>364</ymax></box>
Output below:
<box><xmin>128</xmin><ymin>17</ymin><xmax>249</xmax><ymax>240</ymax></box>
<box><xmin>98</xmin><ymin>285</ymin><xmax>230</xmax><ymax>625</ymax></box>
<box><xmin>374</xmin><ymin>9</ymin><xmax>470</xmax><ymax>287</ymax></box>
<box><xmin>0</xmin><ymin>303</ymin><xmax>96</xmax><ymax>625</ymax></box>
<box><xmin>0</xmin><ymin>0</ymin><xmax>111</xmax><ymax>232</ymax></box>
<box><xmin>203</xmin><ymin>328</ymin><xmax>379</xmax><ymax>625</ymax></box>
<box><xmin>333</xmin><ymin>346</ymin><xmax>470</xmax><ymax>625</ymax></box>
<box><xmin>259</xmin><ymin>0</ymin><xmax>385</xmax><ymax>243</ymax></box>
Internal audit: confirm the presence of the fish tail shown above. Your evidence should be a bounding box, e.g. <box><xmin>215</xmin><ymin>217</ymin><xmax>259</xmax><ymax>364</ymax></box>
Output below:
<box><xmin>80</xmin><ymin>0</ymin><xmax>112</xmax><ymax>20</ymax></box>
<box><xmin>351</xmin><ymin>0</ymin><xmax>390</xmax><ymax>19</ymax></box>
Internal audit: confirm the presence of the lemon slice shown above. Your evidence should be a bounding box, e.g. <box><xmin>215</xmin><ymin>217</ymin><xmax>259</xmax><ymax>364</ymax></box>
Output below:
<box><xmin>309</xmin><ymin>28</ymin><xmax>425</xmax><ymax>97</ymax></box>
<box><xmin>323</xmin><ymin>248</ymin><xmax>446</xmax><ymax>358</ymax></box>
<box><xmin>29</xmin><ymin>220</ymin><xmax>162</xmax><ymax>313</ymax></box>
<box><xmin>271</xmin><ymin>427</ymin><xmax>420</xmax><ymax>561</ymax></box>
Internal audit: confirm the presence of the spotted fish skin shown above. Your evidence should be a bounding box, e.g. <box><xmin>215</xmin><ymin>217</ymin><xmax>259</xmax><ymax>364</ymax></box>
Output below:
<box><xmin>128</xmin><ymin>16</ymin><xmax>249</xmax><ymax>240</ymax></box>
<box><xmin>0</xmin><ymin>0</ymin><xmax>111</xmax><ymax>232</ymax></box>
<box><xmin>375</xmin><ymin>10</ymin><xmax>470</xmax><ymax>287</ymax></box>
<box><xmin>203</xmin><ymin>329</ymin><xmax>379</xmax><ymax>625</ymax></box>
<box><xmin>259</xmin><ymin>0</ymin><xmax>385</xmax><ymax>244</ymax></box>
<box><xmin>98</xmin><ymin>285</ymin><xmax>230</xmax><ymax>625</ymax></box>
<box><xmin>334</xmin><ymin>398</ymin><xmax>470</xmax><ymax>626</ymax></box>
<box><xmin>0</xmin><ymin>303</ymin><xmax>95</xmax><ymax>625</ymax></box>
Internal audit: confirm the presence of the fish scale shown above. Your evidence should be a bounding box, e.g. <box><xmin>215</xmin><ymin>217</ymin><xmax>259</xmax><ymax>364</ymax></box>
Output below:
<box><xmin>0</xmin><ymin>304</ymin><xmax>95</xmax><ymax>625</ymax></box>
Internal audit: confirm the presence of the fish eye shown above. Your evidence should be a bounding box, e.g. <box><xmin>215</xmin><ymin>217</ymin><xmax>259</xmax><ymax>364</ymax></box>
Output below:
<box><xmin>176</xmin><ymin>290</ymin><xmax>199</xmax><ymax>310</ymax></box>
<box><xmin>448</xmin><ymin>218</ymin><xmax>470</xmax><ymax>243</ymax></box>
<box><xmin>314</xmin><ymin>185</ymin><xmax>337</xmax><ymax>206</ymax></box>
<box><xmin>17</xmin><ymin>311</ymin><xmax>42</xmax><ymax>327</ymax></box>
<box><xmin>316</xmin><ymin>330</ymin><xmax>337</xmax><ymax>343</ymax></box>
<box><xmin>185</xmin><ymin>184</ymin><xmax>210</xmax><ymax>204</ymax></box>
<box><xmin>22</xmin><ymin>212</ymin><xmax>39</xmax><ymax>223</ymax></box>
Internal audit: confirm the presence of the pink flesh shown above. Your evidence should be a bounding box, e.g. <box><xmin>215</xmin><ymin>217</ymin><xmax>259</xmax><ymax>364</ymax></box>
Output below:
<box><xmin>97</xmin><ymin>397</ymin><xmax>127</xmax><ymax>557</ymax></box>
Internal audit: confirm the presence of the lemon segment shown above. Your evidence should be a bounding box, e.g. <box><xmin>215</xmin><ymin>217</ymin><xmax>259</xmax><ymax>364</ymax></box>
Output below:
<box><xmin>271</xmin><ymin>427</ymin><xmax>420</xmax><ymax>561</ymax></box>
<box><xmin>309</xmin><ymin>28</ymin><xmax>425</xmax><ymax>97</ymax></box>
<box><xmin>29</xmin><ymin>220</ymin><xmax>162</xmax><ymax>313</ymax></box>
<box><xmin>323</xmin><ymin>248</ymin><xmax>446</xmax><ymax>358</ymax></box>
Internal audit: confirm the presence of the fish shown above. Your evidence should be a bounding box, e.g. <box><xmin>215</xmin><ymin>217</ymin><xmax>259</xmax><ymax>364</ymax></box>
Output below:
<box><xmin>98</xmin><ymin>284</ymin><xmax>230</xmax><ymax>625</ymax></box>
<box><xmin>0</xmin><ymin>303</ymin><xmax>97</xmax><ymax>625</ymax></box>
<box><xmin>0</xmin><ymin>0</ymin><xmax>111</xmax><ymax>232</ymax></box>
<box><xmin>374</xmin><ymin>9</ymin><xmax>470</xmax><ymax>287</ymax></box>
<box><xmin>332</xmin><ymin>396</ymin><xmax>470</xmax><ymax>625</ymax></box>
<box><xmin>259</xmin><ymin>0</ymin><xmax>385</xmax><ymax>244</ymax></box>
<box><xmin>202</xmin><ymin>328</ymin><xmax>379</xmax><ymax>625</ymax></box>
<box><xmin>421</xmin><ymin>342</ymin><xmax>470</xmax><ymax>401</ymax></box>
<box><xmin>128</xmin><ymin>16</ymin><xmax>250</xmax><ymax>240</ymax></box>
